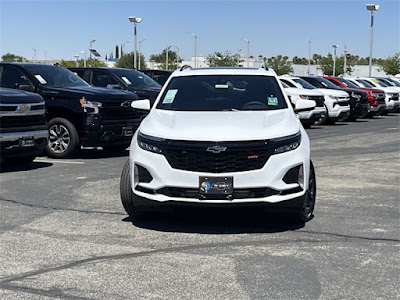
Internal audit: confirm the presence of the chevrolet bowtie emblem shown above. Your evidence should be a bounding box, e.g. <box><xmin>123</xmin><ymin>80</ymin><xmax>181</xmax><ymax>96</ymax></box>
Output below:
<box><xmin>16</xmin><ymin>105</ymin><xmax>31</xmax><ymax>112</ymax></box>
<box><xmin>206</xmin><ymin>145</ymin><xmax>227</xmax><ymax>153</ymax></box>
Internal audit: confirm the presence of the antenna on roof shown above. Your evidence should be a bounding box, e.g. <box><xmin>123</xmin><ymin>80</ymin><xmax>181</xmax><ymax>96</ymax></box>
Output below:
<box><xmin>261</xmin><ymin>63</ymin><xmax>269</xmax><ymax>71</ymax></box>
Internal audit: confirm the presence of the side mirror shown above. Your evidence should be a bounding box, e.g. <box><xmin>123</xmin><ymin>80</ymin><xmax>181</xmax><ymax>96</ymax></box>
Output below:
<box><xmin>17</xmin><ymin>84</ymin><xmax>35</xmax><ymax>92</ymax></box>
<box><xmin>106</xmin><ymin>84</ymin><xmax>122</xmax><ymax>90</ymax></box>
<box><xmin>131</xmin><ymin>99</ymin><xmax>151</xmax><ymax>111</ymax></box>
<box><xmin>294</xmin><ymin>99</ymin><xmax>316</xmax><ymax>113</ymax></box>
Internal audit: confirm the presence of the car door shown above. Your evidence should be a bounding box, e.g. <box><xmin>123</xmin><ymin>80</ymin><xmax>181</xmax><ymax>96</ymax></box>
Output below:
<box><xmin>90</xmin><ymin>70</ymin><xmax>121</xmax><ymax>88</ymax></box>
<box><xmin>0</xmin><ymin>65</ymin><xmax>35</xmax><ymax>91</ymax></box>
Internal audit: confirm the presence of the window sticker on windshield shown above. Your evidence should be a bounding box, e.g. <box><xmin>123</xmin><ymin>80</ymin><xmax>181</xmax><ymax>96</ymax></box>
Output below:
<box><xmin>267</xmin><ymin>96</ymin><xmax>278</xmax><ymax>106</ymax></box>
<box><xmin>34</xmin><ymin>75</ymin><xmax>47</xmax><ymax>84</ymax></box>
<box><xmin>121</xmin><ymin>76</ymin><xmax>132</xmax><ymax>85</ymax></box>
<box><xmin>215</xmin><ymin>84</ymin><xmax>229</xmax><ymax>89</ymax></box>
<box><xmin>371</xmin><ymin>78</ymin><xmax>379</xmax><ymax>83</ymax></box>
<box><xmin>163</xmin><ymin>89</ymin><xmax>178</xmax><ymax>104</ymax></box>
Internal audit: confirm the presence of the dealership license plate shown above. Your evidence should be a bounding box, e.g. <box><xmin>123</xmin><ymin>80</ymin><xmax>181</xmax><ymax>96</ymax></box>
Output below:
<box><xmin>199</xmin><ymin>176</ymin><xmax>233</xmax><ymax>198</ymax></box>
<box><xmin>122</xmin><ymin>126</ymin><xmax>134</xmax><ymax>137</ymax></box>
<box><xmin>20</xmin><ymin>137</ymin><xmax>34</xmax><ymax>147</ymax></box>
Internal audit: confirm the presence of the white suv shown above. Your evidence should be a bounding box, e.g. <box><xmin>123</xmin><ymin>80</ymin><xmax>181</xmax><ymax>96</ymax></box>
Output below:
<box><xmin>120</xmin><ymin>66</ymin><xmax>317</xmax><ymax>223</ymax></box>
<box><xmin>280</xmin><ymin>76</ymin><xmax>350</xmax><ymax>124</ymax></box>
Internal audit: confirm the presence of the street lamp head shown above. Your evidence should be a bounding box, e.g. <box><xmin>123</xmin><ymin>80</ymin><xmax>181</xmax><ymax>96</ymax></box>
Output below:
<box><xmin>366</xmin><ymin>4</ymin><xmax>379</xmax><ymax>11</ymax></box>
<box><xmin>90</xmin><ymin>39</ymin><xmax>96</xmax><ymax>43</ymax></box>
<box><xmin>129</xmin><ymin>17</ymin><xmax>142</xmax><ymax>23</ymax></box>
<box><xmin>332</xmin><ymin>44</ymin><xmax>339</xmax><ymax>48</ymax></box>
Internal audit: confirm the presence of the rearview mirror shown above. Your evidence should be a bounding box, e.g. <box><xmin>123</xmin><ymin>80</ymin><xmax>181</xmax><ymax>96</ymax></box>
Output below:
<box><xmin>294</xmin><ymin>99</ymin><xmax>316</xmax><ymax>113</ymax></box>
<box><xmin>131</xmin><ymin>99</ymin><xmax>151</xmax><ymax>111</ymax></box>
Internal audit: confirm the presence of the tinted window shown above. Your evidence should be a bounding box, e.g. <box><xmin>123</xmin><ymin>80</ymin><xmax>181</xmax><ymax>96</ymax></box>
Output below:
<box><xmin>293</xmin><ymin>78</ymin><xmax>316</xmax><ymax>89</ymax></box>
<box><xmin>156</xmin><ymin>75</ymin><xmax>288</xmax><ymax>111</ymax></box>
<box><xmin>356</xmin><ymin>79</ymin><xmax>374</xmax><ymax>88</ymax></box>
<box><xmin>112</xmin><ymin>69</ymin><xmax>161</xmax><ymax>89</ymax></box>
<box><xmin>280</xmin><ymin>79</ymin><xmax>296</xmax><ymax>87</ymax></box>
<box><xmin>338</xmin><ymin>78</ymin><xmax>359</xmax><ymax>88</ymax></box>
<box><xmin>92</xmin><ymin>71</ymin><xmax>118</xmax><ymax>87</ymax></box>
<box><xmin>0</xmin><ymin>66</ymin><xmax>31</xmax><ymax>89</ymax></box>
<box><xmin>23</xmin><ymin>64</ymin><xmax>88</xmax><ymax>88</ymax></box>
<box><xmin>326</xmin><ymin>79</ymin><xmax>341</xmax><ymax>87</ymax></box>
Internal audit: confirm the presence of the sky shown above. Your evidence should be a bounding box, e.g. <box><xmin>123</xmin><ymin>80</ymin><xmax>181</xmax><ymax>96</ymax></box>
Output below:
<box><xmin>0</xmin><ymin>0</ymin><xmax>399</xmax><ymax>62</ymax></box>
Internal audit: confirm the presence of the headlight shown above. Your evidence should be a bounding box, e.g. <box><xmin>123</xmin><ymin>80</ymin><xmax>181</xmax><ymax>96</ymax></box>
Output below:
<box><xmin>299</xmin><ymin>95</ymin><xmax>310</xmax><ymax>100</ymax></box>
<box><xmin>80</xmin><ymin>97</ymin><xmax>102</xmax><ymax>113</ymax></box>
<box><xmin>371</xmin><ymin>93</ymin><xmax>379</xmax><ymax>98</ymax></box>
<box><xmin>328</xmin><ymin>95</ymin><xmax>339</xmax><ymax>100</ymax></box>
<box><xmin>137</xmin><ymin>132</ymin><xmax>164</xmax><ymax>154</ymax></box>
<box><xmin>271</xmin><ymin>131</ymin><xmax>301</xmax><ymax>154</ymax></box>
<box><xmin>386</xmin><ymin>93</ymin><xmax>394</xmax><ymax>97</ymax></box>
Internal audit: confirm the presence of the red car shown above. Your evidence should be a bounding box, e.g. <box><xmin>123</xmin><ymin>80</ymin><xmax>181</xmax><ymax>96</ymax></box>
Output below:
<box><xmin>324</xmin><ymin>76</ymin><xmax>386</xmax><ymax>116</ymax></box>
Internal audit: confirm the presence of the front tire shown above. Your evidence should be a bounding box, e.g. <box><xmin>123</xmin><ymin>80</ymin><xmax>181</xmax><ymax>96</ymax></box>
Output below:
<box><xmin>120</xmin><ymin>159</ymin><xmax>145</xmax><ymax>219</ymax></box>
<box><xmin>46</xmin><ymin>118</ymin><xmax>80</xmax><ymax>159</ymax></box>
<box><xmin>294</xmin><ymin>161</ymin><xmax>316</xmax><ymax>223</ymax></box>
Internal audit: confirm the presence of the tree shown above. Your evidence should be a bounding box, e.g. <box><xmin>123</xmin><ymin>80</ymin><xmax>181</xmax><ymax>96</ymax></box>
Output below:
<box><xmin>205</xmin><ymin>51</ymin><xmax>240</xmax><ymax>67</ymax></box>
<box><xmin>266</xmin><ymin>55</ymin><xmax>293</xmax><ymax>75</ymax></box>
<box><xmin>149</xmin><ymin>49</ymin><xmax>180</xmax><ymax>69</ymax></box>
<box><xmin>379</xmin><ymin>52</ymin><xmax>400</xmax><ymax>75</ymax></box>
<box><xmin>115</xmin><ymin>52</ymin><xmax>147</xmax><ymax>69</ymax></box>
<box><xmin>2</xmin><ymin>53</ymin><xmax>26</xmax><ymax>62</ymax></box>
<box><xmin>292</xmin><ymin>56</ymin><xmax>312</xmax><ymax>65</ymax></box>
<box><xmin>318</xmin><ymin>54</ymin><xmax>353</xmax><ymax>76</ymax></box>
<box><xmin>60</xmin><ymin>59</ymin><xmax>106</xmax><ymax>68</ymax></box>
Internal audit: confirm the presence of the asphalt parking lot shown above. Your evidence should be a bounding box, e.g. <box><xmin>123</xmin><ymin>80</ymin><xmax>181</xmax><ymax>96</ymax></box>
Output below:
<box><xmin>0</xmin><ymin>114</ymin><xmax>399</xmax><ymax>300</ymax></box>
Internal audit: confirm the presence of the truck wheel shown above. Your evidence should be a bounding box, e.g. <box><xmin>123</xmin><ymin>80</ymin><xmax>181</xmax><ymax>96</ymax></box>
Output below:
<box><xmin>120</xmin><ymin>159</ymin><xmax>145</xmax><ymax>219</ymax></box>
<box><xmin>293</xmin><ymin>161</ymin><xmax>316</xmax><ymax>223</ymax></box>
<box><xmin>46</xmin><ymin>118</ymin><xmax>80</xmax><ymax>159</ymax></box>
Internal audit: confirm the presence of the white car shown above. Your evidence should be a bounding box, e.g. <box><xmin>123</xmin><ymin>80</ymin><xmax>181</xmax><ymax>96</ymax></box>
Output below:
<box><xmin>120</xmin><ymin>66</ymin><xmax>317</xmax><ymax>223</ymax></box>
<box><xmin>280</xmin><ymin>80</ymin><xmax>327</xmax><ymax>128</ymax></box>
<box><xmin>279</xmin><ymin>76</ymin><xmax>350</xmax><ymax>124</ymax></box>
<box><xmin>350</xmin><ymin>77</ymin><xmax>400</xmax><ymax>113</ymax></box>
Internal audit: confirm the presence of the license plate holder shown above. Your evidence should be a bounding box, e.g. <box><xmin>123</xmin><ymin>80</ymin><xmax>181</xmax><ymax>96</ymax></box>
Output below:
<box><xmin>122</xmin><ymin>126</ymin><xmax>134</xmax><ymax>137</ymax></box>
<box><xmin>199</xmin><ymin>176</ymin><xmax>233</xmax><ymax>199</ymax></box>
<box><xmin>20</xmin><ymin>137</ymin><xmax>34</xmax><ymax>147</ymax></box>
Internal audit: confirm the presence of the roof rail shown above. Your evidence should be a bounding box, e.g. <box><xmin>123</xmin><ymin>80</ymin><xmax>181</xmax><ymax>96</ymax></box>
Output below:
<box><xmin>179</xmin><ymin>65</ymin><xmax>192</xmax><ymax>71</ymax></box>
<box><xmin>261</xmin><ymin>63</ymin><xmax>269</xmax><ymax>71</ymax></box>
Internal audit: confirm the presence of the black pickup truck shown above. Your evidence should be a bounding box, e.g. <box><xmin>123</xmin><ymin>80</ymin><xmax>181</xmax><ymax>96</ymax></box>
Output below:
<box><xmin>0</xmin><ymin>63</ymin><xmax>143</xmax><ymax>158</ymax></box>
<box><xmin>0</xmin><ymin>88</ymin><xmax>48</xmax><ymax>164</ymax></box>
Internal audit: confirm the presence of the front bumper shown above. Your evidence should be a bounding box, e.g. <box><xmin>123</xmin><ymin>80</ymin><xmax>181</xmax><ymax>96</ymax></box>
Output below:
<box><xmin>129</xmin><ymin>131</ymin><xmax>310</xmax><ymax>205</ymax></box>
<box><xmin>298</xmin><ymin>107</ymin><xmax>327</xmax><ymax>123</ymax></box>
<box><xmin>0</xmin><ymin>130</ymin><xmax>48</xmax><ymax>159</ymax></box>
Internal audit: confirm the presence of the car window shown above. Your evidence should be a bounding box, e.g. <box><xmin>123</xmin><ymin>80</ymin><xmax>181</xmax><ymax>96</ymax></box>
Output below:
<box><xmin>23</xmin><ymin>64</ymin><xmax>88</xmax><ymax>88</ymax></box>
<box><xmin>0</xmin><ymin>66</ymin><xmax>31</xmax><ymax>89</ymax></box>
<box><xmin>92</xmin><ymin>71</ymin><xmax>118</xmax><ymax>87</ymax></box>
<box><xmin>280</xmin><ymin>79</ymin><xmax>296</xmax><ymax>87</ymax></box>
<box><xmin>293</xmin><ymin>78</ymin><xmax>316</xmax><ymax>89</ymax></box>
<box><xmin>356</xmin><ymin>79</ymin><xmax>374</xmax><ymax>88</ymax></box>
<box><xmin>339</xmin><ymin>78</ymin><xmax>359</xmax><ymax>88</ymax></box>
<box><xmin>112</xmin><ymin>69</ymin><xmax>161</xmax><ymax>89</ymax></box>
<box><xmin>156</xmin><ymin>75</ymin><xmax>288</xmax><ymax>111</ymax></box>
<box><xmin>326</xmin><ymin>79</ymin><xmax>341</xmax><ymax>87</ymax></box>
<box><xmin>373</xmin><ymin>78</ymin><xmax>388</xmax><ymax>87</ymax></box>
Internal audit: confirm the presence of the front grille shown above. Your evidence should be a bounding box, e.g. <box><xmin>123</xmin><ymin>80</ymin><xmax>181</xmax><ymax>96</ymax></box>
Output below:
<box><xmin>390</xmin><ymin>94</ymin><xmax>399</xmax><ymax>101</ymax></box>
<box><xmin>100</xmin><ymin>100</ymin><xmax>142</xmax><ymax>123</ymax></box>
<box><xmin>307</xmin><ymin>96</ymin><xmax>325</xmax><ymax>107</ymax></box>
<box><xmin>163</xmin><ymin>139</ymin><xmax>272</xmax><ymax>173</ymax></box>
<box><xmin>0</xmin><ymin>115</ymin><xmax>47</xmax><ymax>132</ymax></box>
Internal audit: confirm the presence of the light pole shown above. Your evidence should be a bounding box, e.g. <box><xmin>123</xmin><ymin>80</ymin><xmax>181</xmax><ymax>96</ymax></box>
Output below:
<box><xmin>89</xmin><ymin>39</ymin><xmax>96</xmax><ymax>66</ymax></box>
<box><xmin>332</xmin><ymin>44</ymin><xmax>339</xmax><ymax>76</ymax></box>
<box><xmin>74</xmin><ymin>55</ymin><xmax>79</xmax><ymax>67</ymax></box>
<box><xmin>129</xmin><ymin>16</ymin><xmax>142</xmax><ymax>69</ymax></box>
<box><xmin>138</xmin><ymin>38</ymin><xmax>146</xmax><ymax>70</ymax></box>
<box><xmin>237</xmin><ymin>49</ymin><xmax>242</xmax><ymax>66</ymax></box>
<box><xmin>308</xmin><ymin>40</ymin><xmax>311</xmax><ymax>75</ymax></box>
<box><xmin>242</xmin><ymin>38</ymin><xmax>250</xmax><ymax>67</ymax></box>
<box><xmin>343</xmin><ymin>46</ymin><xmax>348</xmax><ymax>76</ymax></box>
<box><xmin>165</xmin><ymin>46</ymin><xmax>171</xmax><ymax>70</ymax></box>
<box><xmin>81</xmin><ymin>51</ymin><xmax>86</xmax><ymax>67</ymax></box>
<box><xmin>192</xmin><ymin>33</ymin><xmax>197</xmax><ymax>68</ymax></box>
<box><xmin>171</xmin><ymin>46</ymin><xmax>180</xmax><ymax>69</ymax></box>
<box><xmin>32</xmin><ymin>48</ymin><xmax>36</xmax><ymax>63</ymax></box>
<box><xmin>366</xmin><ymin>4</ymin><xmax>379</xmax><ymax>77</ymax></box>
<box><xmin>122</xmin><ymin>40</ymin><xmax>130</xmax><ymax>55</ymax></box>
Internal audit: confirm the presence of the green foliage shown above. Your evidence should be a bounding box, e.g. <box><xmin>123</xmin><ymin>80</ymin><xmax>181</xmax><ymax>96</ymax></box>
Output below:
<box><xmin>292</xmin><ymin>56</ymin><xmax>312</xmax><ymax>65</ymax></box>
<box><xmin>1</xmin><ymin>53</ymin><xmax>26</xmax><ymax>62</ymax></box>
<box><xmin>378</xmin><ymin>53</ymin><xmax>400</xmax><ymax>75</ymax></box>
<box><xmin>60</xmin><ymin>59</ymin><xmax>106</xmax><ymax>68</ymax></box>
<box><xmin>205</xmin><ymin>51</ymin><xmax>240</xmax><ymax>67</ymax></box>
<box><xmin>318</xmin><ymin>53</ymin><xmax>353</xmax><ymax>76</ymax></box>
<box><xmin>149</xmin><ymin>49</ymin><xmax>180</xmax><ymax>69</ymax></box>
<box><xmin>115</xmin><ymin>52</ymin><xmax>147</xmax><ymax>69</ymax></box>
<box><xmin>266</xmin><ymin>55</ymin><xmax>293</xmax><ymax>75</ymax></box>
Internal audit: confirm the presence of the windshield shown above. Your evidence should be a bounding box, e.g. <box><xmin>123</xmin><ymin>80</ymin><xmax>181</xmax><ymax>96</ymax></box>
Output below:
<box><xmin>293</xmin><ymin>78</ymin><xmax>316</xmax><ymax>89</ymax></box>
<box><xmin>339</xmin><ymin>78</ymin><xmax>359</xmax><ymax>88</ymax></box>
<box><xmin>372</xmin><ymin>78</ymin><xmax>388</xmax><ymax>87</ymax></box>
<box><xmin>112</xmin><ymin>69</ymin><xmax>161</xmax><ymax>89</ymax></box>
<box><xmin>312</xmin><ymin>77</ymin><xmax>338</xmax><ymax>89</ymax></box>
<box><xmin>24</xmin><ymin>64</ymin><xmax>88</xmax><ymax>88</ymax></box>
<box><xmin>356</xmin><ymin>79</ymin><xmax>374</xmax><ymax>88</ymax></box>
<box><xmin>385</xmin><ymin>78</ymin><xmax>400</xmax><ymax>87</ymax></box>
<box><xmin>156</xmin><ymin>75</ymin><xmax>288</xmax><ymax>111</ymax></box>
<box><xmin>280</xmin><ymin>81</ymin><xmax>290</xmax><ymax>88</ymax></box>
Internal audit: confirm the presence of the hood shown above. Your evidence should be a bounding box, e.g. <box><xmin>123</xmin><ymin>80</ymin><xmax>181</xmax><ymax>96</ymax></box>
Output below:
<box><xmin>139</xmin><ymin>109</ymin><xmax>300</xmax><ymax>142</ymax></box>
<box><xmin>336</xmin><ymin>87</ymin><xmax>369</xmax><ymax>98</ymax></box>
<box><xmin>313</xmin><ymin>88</ymin><xmax>348</xmax><ymax>97</ymax></box>
<box><xmin>128</xmin><ymin>87</ymin><xmax>161</xmax><ymax>104</ymax></box>
<box><xmin>0</xmin><ymin>88</ymin><xmax>44</xmax><ymax>104</ymax></box>
<box><xmin>40</xmin><ymin>86</ymin><xmax>138</xmax><ymax>101</ymax></box>
<box><xmin>284</xmin><ymin>87</ymin><xmax>324</xmax><ymax>97</ymax></box>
